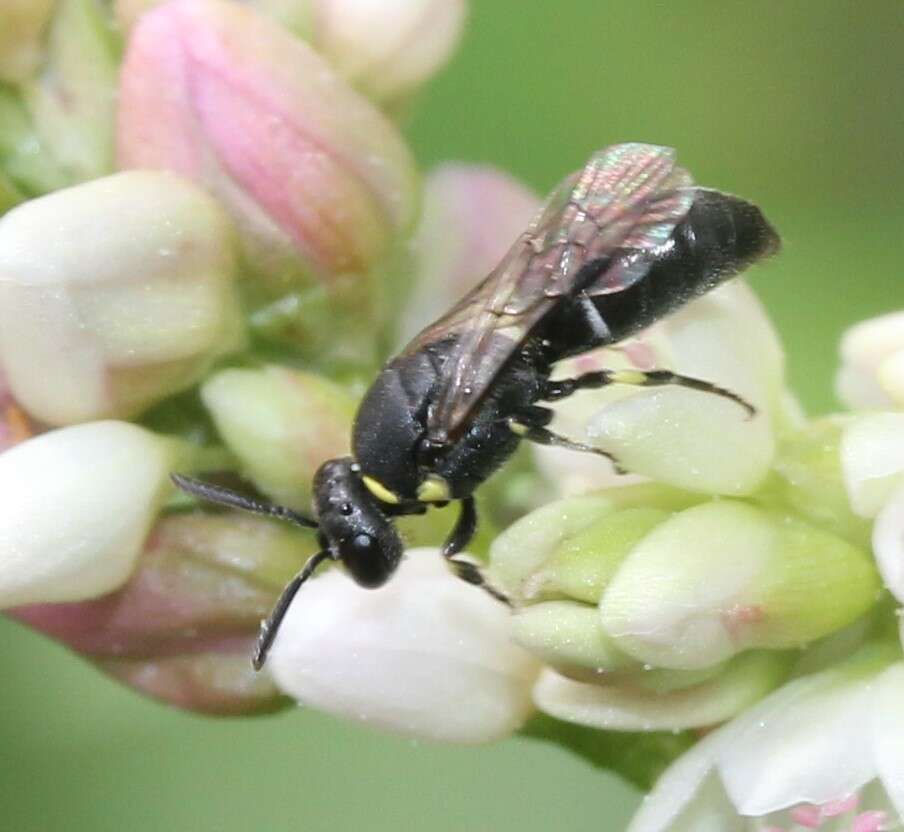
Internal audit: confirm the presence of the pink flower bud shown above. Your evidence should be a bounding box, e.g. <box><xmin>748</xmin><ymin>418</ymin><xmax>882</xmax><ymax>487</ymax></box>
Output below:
<box><xmin>117</xmin><ymin>0</ymin><xmax>418</xmax><ymax>287</ymax></box>
<box><xmin>398</xmin><ymin>163</ymin><xmax>538</xmax><ymax>345</ymax></box>
<box><xmin>10</xmin><ymin>511</ymin><xmax>317</xmax><ymax>715</ymax></box>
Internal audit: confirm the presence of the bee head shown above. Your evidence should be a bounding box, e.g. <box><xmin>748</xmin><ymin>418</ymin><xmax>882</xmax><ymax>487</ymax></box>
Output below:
<box><xmin>312</xmin><ymin>457</ymin><xmax>404</xmax><ymax>588</ymax></box>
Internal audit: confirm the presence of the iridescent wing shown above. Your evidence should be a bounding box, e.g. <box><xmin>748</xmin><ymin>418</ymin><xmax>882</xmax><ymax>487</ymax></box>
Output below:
<box><xmin>403</xmin><ymin>143</ymin><xmax>695</xmax><ymax>443</ymax></box>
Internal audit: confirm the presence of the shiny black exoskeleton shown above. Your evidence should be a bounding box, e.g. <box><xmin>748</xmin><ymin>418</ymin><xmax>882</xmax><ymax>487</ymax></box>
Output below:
<box><xmin>173</xmin><ymin>144</ymin><xmax>780</xmax><ymax>669</ymax></box>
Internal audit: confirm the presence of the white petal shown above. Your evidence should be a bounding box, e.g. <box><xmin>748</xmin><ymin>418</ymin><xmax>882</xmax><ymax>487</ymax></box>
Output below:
<box><xmin>873</xmin><ymin>484</ymin><xmax>904</xmax><ymax>603</ymax></box>
<box><xmin>841</xmin><ymin>413</ymin><xmax>904</xmax><ymax>518</ymax></box>
<box><xmin>837</xmin><ymin>311</ymin><xmax>904</xmax><ymax>410</ymax></box>
<box><xmin>267</xmin><ymin>550</ymin><xmax>540</xmax><ymax>743</ymax></box>
<box><xmin>533</xmin><ymin>651</ymin><xmax>787</xmax><ymax>732</ymax></box>
<box><xmin>879</xmin><ymin>348</ymin><xmax>904</xmax><ymax>408</ymax></box>
<box><xmin>0</xmin><ymin>421</ymin><xmax>175</xmax><ymax>606</ymax></box>
<box><xmin>871</xmin><ymin>663</ymin><xmax>904</xmax><ymax>821</ymax></box>
<box><xmin>716</xmin><ymin>667</ymin><xmax>878</xmax><ymax>815</ymax></box>
<box><xmin>313</xmin><ymin>0</ymin><xmax>467</xmax><ymax>103</ymax></box>
<box><xmin>627</xmin><ymin>731</ymin><xmax>733</xmax><ymax>832</ymax></box>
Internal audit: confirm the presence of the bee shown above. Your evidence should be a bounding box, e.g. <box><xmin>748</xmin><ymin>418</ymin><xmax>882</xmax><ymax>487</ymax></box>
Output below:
<box><xmin>173</xmin><ymin>143</ymin><xmax>780</xmax><ymax>670</ymax></box>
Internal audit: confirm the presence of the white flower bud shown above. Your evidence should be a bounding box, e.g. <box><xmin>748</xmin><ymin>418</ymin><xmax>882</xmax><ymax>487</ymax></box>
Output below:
<box><xmin>841</xmin><ymin>412</ymin><xmax>904</xmax><ymax>518</ymax></box>
<box><xmin>267</xmin><ymin>551</ymin><xmax>539</xmax><ymax>743</ymax></box>
<box><xmin>836</xmin><ymin>311</ymin><xmax>904</xmax><ymax>409</ymax></box>
<box><xmin>0</xmin><ymin>171</ymin><xmax>243</xmax><ymax>425</ymax></box>
<box><xmin>0</xmin><ymin>421</ymin><xmax>177</xmax><ymax>607</ymax></box>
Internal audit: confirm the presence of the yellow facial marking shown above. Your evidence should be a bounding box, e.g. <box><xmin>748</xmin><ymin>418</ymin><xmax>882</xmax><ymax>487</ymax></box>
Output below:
<box><xmin>362</xmin><ymin>475</ymin><xmax>400</xmax><ymax>505</ymax></box>
<box><xmin>416</xmin><ymin>474</ymin><xmax>451</xmax><ymax>503</ymax></box>
<box><xmin>610</xmin><ymin>370</ymin><xmax>647</xmax><ymax>385</ymax></box>
<box><xmin>508</xmin><ymin>419</ymin><xmax>529</xmax><ymax>437</ymax></box>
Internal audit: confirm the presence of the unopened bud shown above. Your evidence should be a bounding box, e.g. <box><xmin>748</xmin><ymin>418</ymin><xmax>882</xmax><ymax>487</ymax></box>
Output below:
<box><xmin>772</xmin><ymin>417</ymin><xmax>872</xmax><ymax>546</ymax></box>
<box><xmin>12</xmin><ymin>511</ymin><xmax>316</xmax><ymax>714</ymax></box>
<box><xmin>268</xmin><ymin>552</ymin><xmax>540</xmax><ymax>743</ymax></box>
<box><xmin>307</xmin><ymin>0</ymin><xmax>467</xmax><ymax>106</ymax></box>
<box><xmin>534</xmin><ymin>650</ymin><xmax>791</xmax><ymax>732</ymax></box>
<box><xmin>399</xmin><ymin>163</ymin><xmax>538</xmax><ymax>346</ymax></box>
<box><xmin>836</xmin><ymin>311</ymin><xmax>904</xmax><ymax>409</ymax></box>
<box><xmin>22</xmin><ymin>0</ymin><xmax>118</xmax><ymax>183</ymax></box>
<box><xmin>118</xmin><ymin>0</ymin><xmax>418</xmax><ymax>288</ymax></box>
<box><xmin>201</xmin><ymin>366</ymin><xmax>356</xmax><ymax>508</ymax></box>
<box><xmin>841</xmin><ymin>412</ymin><xmax>904</xmax><ymax>518</ymax></box>
<box><xmin>601</xmin><ymin>501</ymin><xmax>879</xmax><ymax>670</ymax></box>
<box><xmin>0</xmin><ymin>421</ymin><xmax>177</xmax><ymax>607</ymax></box>
<box><xmin>0</xmin><ymin>171</ymin><xmax>243</xmax><ymax>425</ymax></box>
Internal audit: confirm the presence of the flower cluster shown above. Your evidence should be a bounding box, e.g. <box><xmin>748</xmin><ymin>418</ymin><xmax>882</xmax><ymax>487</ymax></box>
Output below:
<box><xmin>2</xmin><ymin>2</ymin><xmax>904</xmax><ymax>828</ymax></box>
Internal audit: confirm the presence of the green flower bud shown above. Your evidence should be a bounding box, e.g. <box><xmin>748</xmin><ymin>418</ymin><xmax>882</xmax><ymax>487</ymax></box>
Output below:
<box><xmin>771</xmin><ymin>416</ymin><xmax>872</xmax><ymax>547</ymax></box>
<box><xmin>489</xmin><ymin>485</ymin><xmax>701</xmax><ymax>602</ymax></box>
<box><xmin>601</xmin><ymin>500</ymin><xmax>880</xmax><ymax>670</ymax></box>
<box><xmin>201</xmin><ymin>366</ymin><xmax>356</xmax><ymax>509</ymax></box>
<box><xmin>524</xmin><ymin>507</ymin><xmax>671</xmax><ymax>604</ymax></box>
<box><xmin>23</xmin><ymin>0</ymin><xmax>118</xmax><ymax>184</ymax></box>
<box><xmin>0</xmin><ymin>86</ymin><xmax>69</xmax><ymax>195</ymax></box>
<box><xmin>512</xmin><ymin>601</ymin><xmax>636</xmax><ymax>674</ymax></box>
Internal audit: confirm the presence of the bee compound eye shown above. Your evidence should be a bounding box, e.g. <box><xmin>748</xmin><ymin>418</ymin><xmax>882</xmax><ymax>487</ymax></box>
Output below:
<box><xmin>340</xmin><ymin>502</ymin><xmax>353</xmax><ymax>516</ymax></box>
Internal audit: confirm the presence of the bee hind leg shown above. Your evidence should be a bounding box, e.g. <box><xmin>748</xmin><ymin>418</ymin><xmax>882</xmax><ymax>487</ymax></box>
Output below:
<box><xmin>542</xmin><ymin>369</ymin><xmax>754</xmax><ymax>417</ymax></box>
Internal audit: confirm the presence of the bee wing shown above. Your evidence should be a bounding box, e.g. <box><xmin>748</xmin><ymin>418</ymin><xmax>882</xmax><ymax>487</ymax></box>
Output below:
<box><xmin>404</xmin><ymin>143</ymin><xmax>695</xmax><ymax>442</ymax></box>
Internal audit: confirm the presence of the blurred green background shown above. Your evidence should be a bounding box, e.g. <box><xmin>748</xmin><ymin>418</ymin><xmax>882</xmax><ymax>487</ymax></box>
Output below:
<box><xmin>1</xmin><ymin>2</ymin><xmax>902</xmax><ymax>830</ymax></box>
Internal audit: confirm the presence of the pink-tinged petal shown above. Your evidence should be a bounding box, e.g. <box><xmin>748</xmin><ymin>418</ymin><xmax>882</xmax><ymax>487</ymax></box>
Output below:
<box><xmin>9</xmin><ymin>511</ymin><xmax>314</xmax><ymax>714</ymax></box>
<box><xmin>852</xmin><ymin>811</ymin><xmax>888</xmax><ymax>832</ymax></box>
<box><xmin>820</xmin><ymin>794</ymin><xmax>859</xmax><ymax>817</ymax></box>
<box><xmin>118</xmin><ymin>0</ymin><xmax>418</xmax><ymax>284</ymax></box>
<box><xmin>398</xmin><ymin>163</ymin><xmax>539</xmax><ymax>345</ymax></box>
<box><xmin>788</xmin><ymin>804</ymin><xmax>823</xmax><ymax>828</ymax></box>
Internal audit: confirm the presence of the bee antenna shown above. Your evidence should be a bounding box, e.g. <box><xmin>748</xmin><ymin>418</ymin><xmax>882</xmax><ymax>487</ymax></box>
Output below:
<box><xmin>252</xmin><ymin>549</ymin><xmax>332</xmax><ymax>670</ymax></box>
<box><xmin>170</xmin><ymin>473</ymin><xmax>319</xmax><ymax>529</ymax></box>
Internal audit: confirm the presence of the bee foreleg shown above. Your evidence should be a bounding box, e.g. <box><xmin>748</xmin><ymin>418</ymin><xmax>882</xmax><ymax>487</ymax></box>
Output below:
<box><xmin>442</xmin><ymin>497</ymin><xmax>510</xmax><ymax>606</ymax></box>
<box><xmin>542</xmin><ymin>369</ymin><xmax>755</xmax><ymax>417</ymax></box>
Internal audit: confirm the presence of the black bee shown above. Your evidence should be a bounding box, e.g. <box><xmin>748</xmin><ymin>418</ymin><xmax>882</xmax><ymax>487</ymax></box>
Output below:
<box><xmin>173</xmin><ymin>143</ymin><xmax>780</xmax><ymax>669</ymax></box>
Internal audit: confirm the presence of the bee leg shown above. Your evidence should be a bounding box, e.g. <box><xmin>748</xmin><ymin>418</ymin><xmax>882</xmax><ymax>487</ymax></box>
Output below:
<box><xmin>442</xmin><ymin>497</ymin><xmax>510</xmax><ymax>606</ymax></box>
<box><xmin>542</xmin><ymin>370</ymin><xmax>755</xmax><ymax>417</ymax></box>
<box><xmin>509</xmin><ymin>406</ymin><xmax>625</xmax><ymax>472</ymax></box>
<box><xmin>252</xmin><ymin>548</ymin><xmax>332</xmax><ymax>671</ymax></box>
